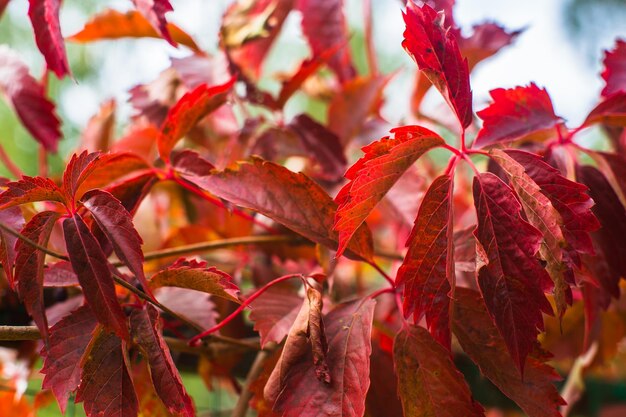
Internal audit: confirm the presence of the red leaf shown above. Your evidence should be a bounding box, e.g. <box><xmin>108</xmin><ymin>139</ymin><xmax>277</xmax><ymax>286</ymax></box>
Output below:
<box><xmin>459</xmin><ymin>22</ymin><xmax>523</xmax><ymax>71</ymax></box>
<box><xmin>472</xmin><ymin>172</ymin><xmax>552</xmax><ymax>371</ymax></box>
<box><xmin>43</xmin><ymin>261</ymin><xmax>79</xmax><ymax>287</ymax></box>
<box><xmin>41</xmin><ymin>305</ymin><xmax>98</xmax><ymax>413</ymax></box>
<box><xmin>131</xmin><ymin>0</ymin><xmax>175</xmax><ymax>46</ymax></box>
<box><xmin>334</xmin><ymin>126</ymin><xmax>444</xmax><ymax>258</ymax></box>
<box><xmin>0</xmin><ymin>207</ymin><xmax>25</xmax><ymax>286</ymax></box>
<box><xmin>475</xmin><ymin>84</ymin><xmax>562</xmax><ymax>148</ymax></box>
<box><xmin>288</xmin><ymin>114</ymin><xmax>347</xmax><ymax>182</ymax></box>
<box><xmin>0</xmin><ymin>176</ymin><xmax>66</xmax><ymax>209</ymax></box>
<box><xmin>69</xmin><ymin>9</ymin><xmax>200</xmax><ymax>52</ymax></box>
<box><xmin>63</xmin><ymin>214</ymin><xmax>129</xmax><ymax>340</ymax></box>
<box><xmin>249</xmin><ymin>286</ymin><xmax>304</xmax><ymax>348</ymax></box>
<box><xmin>154</xmin><ymin>287</ymin><xmax>218</xmax><ymax>330</ymax></box>
<box><xmin>62</xmin><ymin>151</ymin><xmax>100</xmax><ymax>200</ymax></box>
<box><xmin>171</xmin><ymin>149</ymin><xmax>215</xmax><ymax>181</ymax></box>
<box><xmin>201</xmin><ymin>157</ymin><xmax>374</xmax><ymax>261</ymax></box>
<box><xmin>452</xmin><ymin>288</ymin><xmax>564</xmax><ymax>417</ymax></box>
<box><xmin>265</xmin><ymin>299</ymin><xmax>375</xmax><ymax>417</ymax></box>
<box><xmin>506</xmin><ymin>150</ymin><xmax>600</xmax><ymax>256</ymax></box>
<box><xmin>81</xmin><ymin>190</ymin><xmax>148</xmax><ymax>294</ymax></box>
<box><xmin>76</xmin><ymin>327</ymin><xmax>138</xmax><ymax>417</ymax></box>
<box><xmin>158</xmin><ymin>78</ymin><xmax>235</xmax><ymax>162</ymax></box>
<box><xmin>149</xmin><ymin>258</ymin><xmax>240</xmax><ymax>303</ymax></box>
<box><xmin>582</xmin><ymin>92</ymin><xmax>626</xmax><ymax>128</ymax></box>
<box><xmin>601</xmin><ymin>39</ymin><xmax>626</xmax><ymax>97</ymax></box>
<box><xmin>393</xmin><ymin>325</ymin><xmax>484</xmax><ymax>417</ymax></box>
<box><xmin>403</xmin><ymin>2</ymin><xmax>472</xmax><ymax>129</ymax></box>
<box><xmin>28</xmin><ymin>0</ymin><xmax>70</xmax><ymax>78</ymax></box>
<box><xmin>104</xmin><ymin>171</ymin><xmax>158</xmax><ymax>215</ymax></box>
<box><xmin>130</xmin><ymin>305</ymin><xmax>194</xmax><ymax>417</ymax></box>
<box><xmin>15</xmin><ymin>211</ymin><xmax>60</xmax><ymax>339</ymax></box>
<box><xmin>0</xmin><ymin>46</ymin><xmax>62</xmax><ymax>151</ymax></box>
<box><xmin>79</xmin><ymin>99</ymin><xmax>116</xmax><ymax>153</ymax></box>
<box><xmin>296</xmin><ymin>0</ymin><xmax>355</xmax><ymax>82</ymax></box>
<box><xmin>396</xmin><ymin>174</ymin><xmax>454</xmax><ymax>348</ymax></box>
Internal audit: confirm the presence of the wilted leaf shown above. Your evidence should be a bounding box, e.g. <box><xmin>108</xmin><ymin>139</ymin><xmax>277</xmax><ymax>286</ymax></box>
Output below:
<box><xmin>15</xmin><ymin>211</ymin><xmax>60</xmax><ymax>339</ymax></box>
<box><xmin>201</xmin><ymin>157</ymin><xmax>375</xmax><ymax>261</ymax></box>
<box><xmin>396</xmin><ymin>174</ymin><xmax>454</xmax><ymax>348</ymax></box>
<box><xmin>334</xmin><ymin>125</ymin><xmax>444</xmax><ymax>257</ymax></box>
<box><xmin>453</xmin><ymin>288</ymin><xmax>564</xmax><ymax>417</ymax></box>
<box><xmin>473</xmin><ymin>172</ymin><xmax>552</xmax><ymax>372</ymax></box>
<box><xmin>63</xmin><ymin>214</ymin><xmax>129</xmax><ymax>340</ymax></box>
<box><xmin>41</xmin><ymin>305</ymin><xmax>98</xmax><ymax>413</ymax></box>
<box><xmin>149</xmin><ymin>258</ymin><xmax>240</xmax><ymax>303</ymax></box>
<box><xmin>69</xmin><ymin>9</ymin><xmax>200</xmax><ymax>52</ymax></box>
<box><xmin>28</xmin><ymin>0</ymin><xmax>70</xmax><ymax>78</ymax></box>
<box><xmin>0</xmin><ymin>46</ymin><xmax>62</xmax><ymax>151</ymax></box>
<box><xmin>403</xmin><ymin>2</ymin><xmax>472</xmax><ymax>129</ymax></box>
<box><xmin>393</xmin><ymin>325</ymin><xmax>484</xmax><ymax>417</ymax></box>
<box><xmin>475</xmin><ymin>84</ymin><xmax>562</xmax><ymax>148</ymax></box>
<box><xmin>76</xmin><ymin>327</ymin><xmax>138</xmax><ymax>417</ymax></box>
<box><xmin>158</xmin><ymin>78</ymin><xmax>235</xmax><ymax>162</ymax></box>
<box><xmin>130</xmin><ymin>304</ymin><xmax>195</xmax><ymax>417</ymax></box>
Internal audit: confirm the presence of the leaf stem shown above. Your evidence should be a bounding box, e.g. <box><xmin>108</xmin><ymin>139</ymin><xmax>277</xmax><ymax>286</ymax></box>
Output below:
<box><xmin>188</xmin><ymin>273</ymin><xmax>304</xmax><ymax>346</ymax></box>
<box><xmin>370</xmin><ymin>261</ymin><xmax>395</xmax><ymax>288</ymax></box>
<box><xmin>0</xmin><ymin>143</ymin><xmax>23</xmax><ymax>178</ymax></box>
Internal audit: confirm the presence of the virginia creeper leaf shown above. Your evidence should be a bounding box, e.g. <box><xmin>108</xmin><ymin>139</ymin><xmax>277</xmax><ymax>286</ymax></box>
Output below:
<box><xmin>76</xmin><ymin>327</ymin><xmax>138</xmax><ymax>417</ymax></box>
<box><xmin>393</xmin><ymin>325</ymin><xmax>484</xmax><ymax>417</ymax></box>
<box><xmin>403</xmin><ymin>2</ymin><xmax>472</xmax><ymax>129</ymax></box>
<box><xmin>0</xmin><ymin>176</ymin><xmax>66</xmax><ymax>210</ymax></box>
<box><xmin>475</xmin><ymin>83</ymin><xmax>562</xmax><ymax>148</ymax></box>
<box><xmin>81</xmin><ymin>189</ymin><xmax>148</xmax><ymax>294</ymax></box>
<box><xmin>582</xmin><ymin>91</ymin><xmax>626</xmax><ymax>127</ymax></box>
<box><xmin>601</xmin><ymin>39</ymin><xmax>626</xmax><ymax>97</ymax></box>
<box><xmin>80</xmin><ymin>99</ymin><xmax>115</xmax><ymax>153</ymax></box>
<box><xmin>201</xmin><ymin>157</ymin><xmax>374</xmax><ymax>261</ymax></box>
<box><xmin>249</xmin><ymin>286</ymin><xmax>304</xmax><ymax>348</ymax></box>
<box><xmin>265</xmin><ymin>299</ymin><xmax>375</xmax><ymax>417</ymax></box>
<box><xmin>306</xmin><ymin>286</ymin><xmax>329</xmax><ymax>383</ymax></box>
<box><xmin>63</xmin><ymin>214</ymin><xmax>129</xmax><ymax>340</ymax></box>
<box><xmin>460</xmin><ymin>22</ymin><xmax>523</xmax><ymax>71</ymax></box>
<box><xmin>41</xmin><ymin>305</ymin><xmax>98</xmax><ymax>413</ymax></box>
<box><xmin>334</xmin><ymin>125</ymin><xmax>444</xmax><ymax>258</ymax></box>
<box><xmin>453</xmin><ymin>288</ymin><xmax>564</xmax><ymax>417</ymax></box>
<box><xmin>15</xmin><ymin>211</ymin><xmax>60</xmax><ymax>339</ymax></box>
<box><xmin>396</xmin><ymin>174</ymin><xmax>454</xmax><ymax>348</ymax></box>
<box><xmin>473</xmin><ymin>172</ymin><xmax>552</xmax><ymax>372</ymax></box>
<box><xmin>69</xmin><ymin>9</ymin><xmax>200</xmax><ymax>52</ymax></box>
<box><xmin>130</xmin><ymin>304</ymin><xmax>195</xmax><ymax>417</ymax></box>
<box><xmin>296</xmin><ymin>0</ymin><xmax>355</xmax><ymax>82</ymax></box>
<box><xmin>0</xmin><ymin>206</ymin><xmax>24</xmax><ymax>286</ymax></box>
<box><xmin>28</xmin><ymin>0</ymin><xmax>70</xmax><ymax>78</ymax></box>
<box><xmin>131</xmin><ymin>0</ymin><xmax>175</xmax><ymax>46</ymax></box>
<box><xmin>491</xmin><ymin>149</ymin><xmax>571</xmax><ymax>316</ymax></box>
<box><xmin>154</xmin><ymin>287</ymin><xmax>218</xmax><ymax>330</ymax></box>
<box><xmin>0</xmin><ymin>46</ymin><xmax>62</xmax><ymax>151</ymax></box>
<box><xmin>43</xmin><ymin>261</ymin><xmax>79</xmax><ymax>287</ymax></box>
<box><xmin>149</xmin><ymin>258</ymin><xmax>240</xmax><ymax>303</ymax></box>
<box><xmin>158</xmin><ymin>78</ymin><xmax>235</xmax><ymax>162</ymax></box>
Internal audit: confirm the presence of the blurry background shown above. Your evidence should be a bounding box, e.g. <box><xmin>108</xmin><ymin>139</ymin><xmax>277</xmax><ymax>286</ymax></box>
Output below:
<box><xmin>0</xmin><ymin>0</ymin><xmax>625</xmax><ymax>178</ymax></box>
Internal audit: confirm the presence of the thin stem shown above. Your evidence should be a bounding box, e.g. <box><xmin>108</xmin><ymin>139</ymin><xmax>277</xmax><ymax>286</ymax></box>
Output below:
<box><xmin>370</xmin><ymin>261</ymin><xmax>395</xmax><ymax>288</ymax></box>
<box><xmin>442</xmin><ymin>143</ymin><xmax>462</xmax><ymax>156</ymax></box>
<box><xmin>230</xmin><ymin>344</ymin><xmax>277</xmax><ymax>417</ymax></box>
<box><xmin>444</xmin><ymin>155</ymin><xmax>460</xmax><ymax>176</ymax></box>
<box><xmin>189</xmin><ymin>273</ymin><xmax>304</xmax><ymax>346</ymax></box>
<box><xmin>363</xmin><ymin>0</ymin><xmax>378</xmax><ymax>76</ymax></box>
<box><xmin>0</xmin><ymin>143</ymin><xmax>23</xmax><ymax>178</ymax></box>
<box><xmin>366</xmin><ymin>286</ymin><xmax>395</xmax><ymax>301</ymax></box>
<box><xmin>0</xmin><ymin>221</ymin><xmax>68</xmax><ymax>261</ymax></box>
<box><xmin>460</xmin><ymin>130</ymin><xmax>467</xmax><ymax>153</ymax></box>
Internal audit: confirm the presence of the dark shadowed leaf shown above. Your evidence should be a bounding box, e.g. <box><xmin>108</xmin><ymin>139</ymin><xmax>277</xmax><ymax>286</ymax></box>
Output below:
<box><xmin>130</xmin><ymin>304</ymin><xmax>194</xmax><ymax>417</ymax></box>
<box><xmin>41</xmin><ymin>306</ymin><xmax>98</xmax><ymax>413</ymax></box>
<box><xmin>334</xmin><ymin>125</ymin><xmax>444</xmax><ymax>257</ymax></box>
<box><xmin>81</xmin><ymin>190</ymin><xmax>148</xmax><ymax>293</ymax></box>
<box><xmin>0</xmin><ymin>46</ymin><xmax>62</xmax><ymax>151</ymax></box>
<box><xmin>76</xmin><ymin>327</ymin><xmax>138</xmax><ymax>417</ymax></box>
<box><xmin>475</xmin><ymin>84</ymin><xmax>562</xmax><ymax>148</ymax></box>
<box><xmin>453</xmin><ymin>288</ymin><xmax>564</xmax><ymax>417</ymax></box>
<box><xmin>28</xmin><ymin>0</ymin><xmax>70</xmax><ymax>78</ymax></box>
<box><xmin>43</xmin><ymin>261</ymin><xmax>79</xmax><ymax>287</ymax></box>
<box><xmin>396</xmin><ymin>174</ymin><xmax>454</xmax><ymax>348</ymax></box>
<box><xmin>601</xmin><ymin>39</ymin><xmax>626</xmax><ymax>97</ymax></box>
<box><xmin>63</xmin><ymin>214</ymin><xmax>129</xmax><ymax>340</ymax></box>
<box><xmin>201</xmin><ymin>157</ymin><xmax>374</xmax><ymax>261</ymax></box>
<box><xmin>403</xmin><ymin>2</ymin><xmax>472</xmax><ymax>128</ymax></box>
<box><xmin>249</xmin><ymin>286</ymin><xmax>304</xmax><ymax>348</ymax></box>
<box><xmin>296</xmin><ymin>0</ymin><xmax>355</xmax><ymax>82</ymax></box>
<box><xmin>149</xmin><ymin>258</ymin><xmax>240</xmax><ymax>303</ymax></box>
<box><xmin>69</xmin><ymin>9</ymin><xmax>200</xmax><ymax>52</ymax></box>
<box><xmin>0</xmin><ymin>206</ymin><xmax>24</xmax><ymax>286</ymax></box>
<box><xmin>394</xmin><ymin>325</ymin><xmax>484</xmax><ymax>417</ymax></box>
<box><xmin>265</xmin><ymin>299</ymin><xmax>375</xmax><ymax>417</ymax></box>
<box><xmin>15</xmin><ymin>211</ymin><xmax>60</xmax><ymax>339</ymax></box>
<box><xmin>154</xmin><ymin>287</ymin><xmax>218</xmax><ymax>330</ymax></box>
<box><xmin>104</xmin><ymin>171</ymin><xmax>158</xmax><ymax>215</ymax></box>
<box><xmin>472</xmin><ymin>172</ymin><xmax>552</xmax><ymax>372</ymax></box>
<box><xmin>158</xmin><ymin>78</ymin><xmax>235</xmax><ymax>162</ymax></box>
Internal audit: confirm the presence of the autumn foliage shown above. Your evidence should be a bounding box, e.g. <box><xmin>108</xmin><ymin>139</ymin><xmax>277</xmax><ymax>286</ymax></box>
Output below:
<box><xmin>0</xmin><ymin>0</ymin><xmax>625</xmax><ymax>416</ymax></box>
